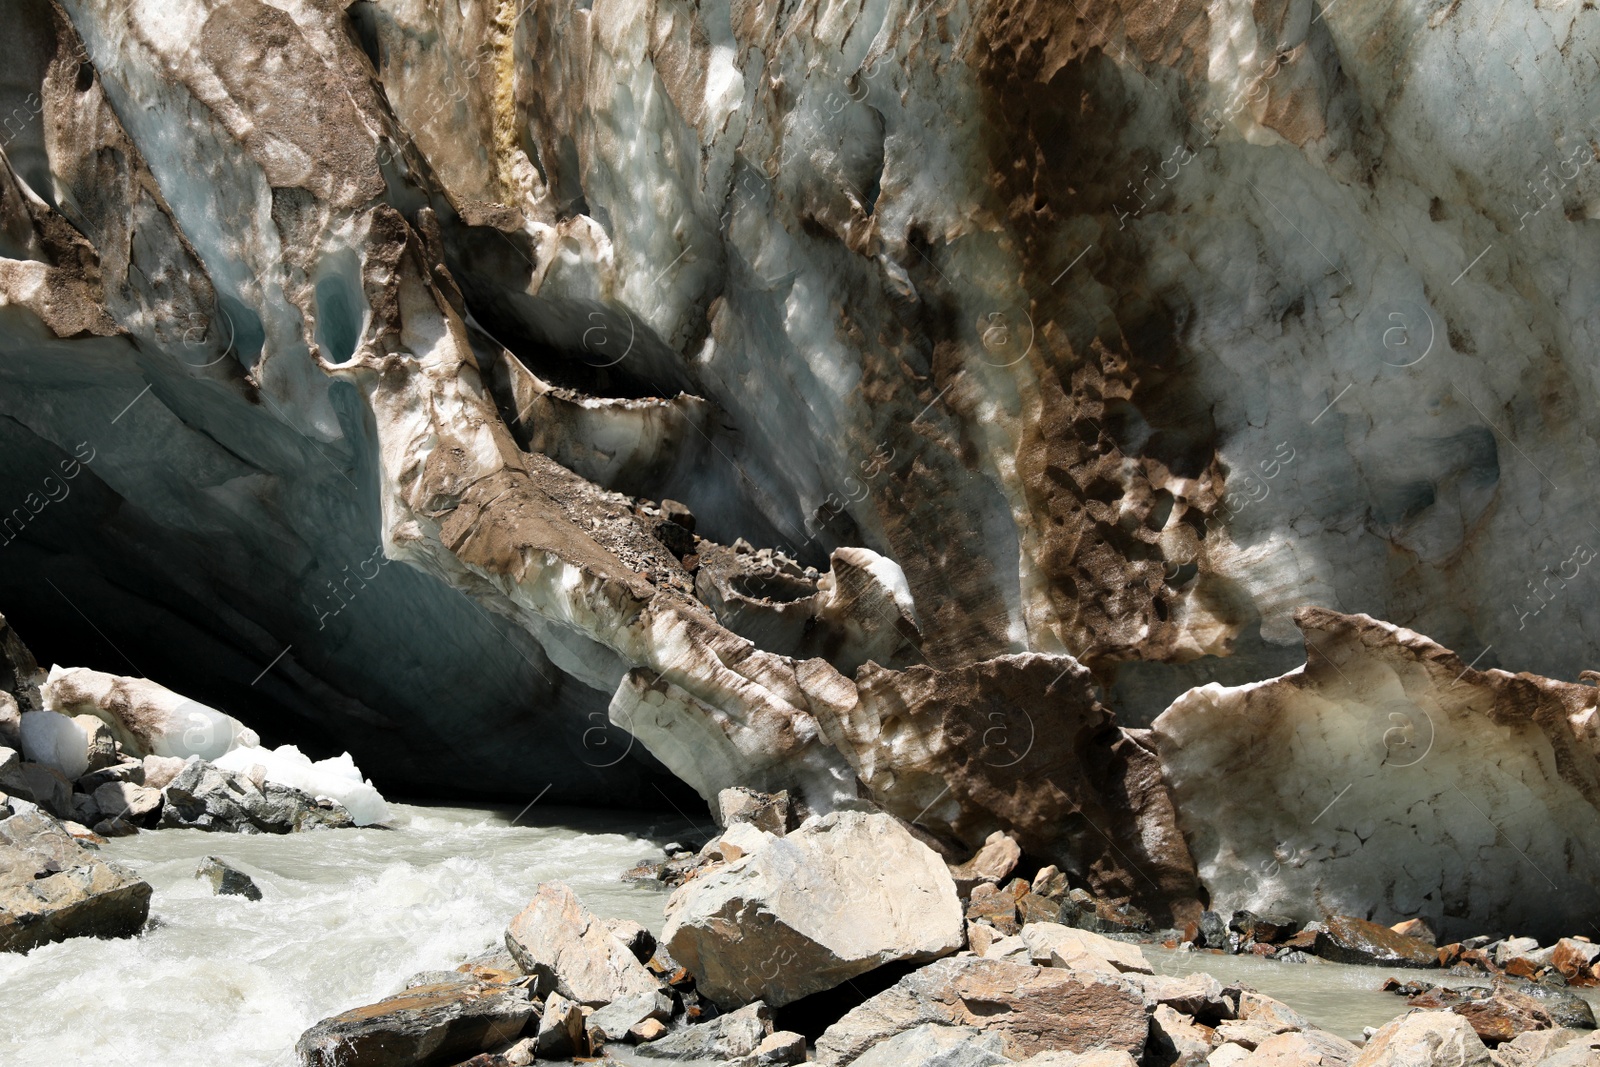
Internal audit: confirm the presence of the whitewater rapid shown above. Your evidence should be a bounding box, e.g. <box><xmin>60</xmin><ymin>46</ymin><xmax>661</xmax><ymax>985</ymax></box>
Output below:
<box><xmin>0</xmin><ymin>803</ymin><xmax>695</xmax><ymax>1064</ymax></box>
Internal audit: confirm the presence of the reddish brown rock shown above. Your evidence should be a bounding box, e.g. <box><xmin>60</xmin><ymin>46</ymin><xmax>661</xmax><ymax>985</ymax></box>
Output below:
<box><xmin>1018</xmin><ymin>892</ymin><xmax>1063</xmax><ymax>926</ymax></box>
<box><xmin>1503</xmin><ymin>957</ymin><xmax>1540</xmax><ymax>979</ymax></box>
<box><xmin>1313</xmin><ymin>915</ymin><xmax>1440</xmax><ymax>969</ymax></box>
<box><xmin>1549</xmin><ymin>938</ymin><xmax>1600</xmax><ymax>984</ymax></box>
<box><xmin>966</xmin><ymin>881</ymin><xmax>1021</xmax><ymax>936</ymax></box>
<box><xmin>1451</xmin><ymin>995</ymin><xmax>1554</xmax><ymax>1045</ymax></box>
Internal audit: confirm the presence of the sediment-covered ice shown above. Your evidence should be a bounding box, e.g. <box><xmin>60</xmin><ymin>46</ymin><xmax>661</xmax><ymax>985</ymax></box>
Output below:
<box><xmin>42</xmin><ymin>665</ymin><xmax>258</xmax><ymax>760</ymax></box>
<box><xmin>1152</xmin><ymin>608</ymin><xmax>1600</xmax><ymax>942</ymax></box>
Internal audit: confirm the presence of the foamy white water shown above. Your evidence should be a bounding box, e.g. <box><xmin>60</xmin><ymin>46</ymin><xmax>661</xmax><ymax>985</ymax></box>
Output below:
<box><xmin>0</xmin><ymin>802</ymin><xmax>694</xmax><ymax>1065</ymax></box>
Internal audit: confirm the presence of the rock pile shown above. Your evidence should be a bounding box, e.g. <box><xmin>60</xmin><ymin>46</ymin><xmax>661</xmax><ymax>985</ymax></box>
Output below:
<box><xmin>0</xmin><ymin>618</ymin><xmax>385</xmax><ymax>838</ymax></box>
<box><xmin>297</xmin><ymin>877</ymin><xmax>808</xmax><ymax>1067</ymax></box>
<box><xmin>296</xmin><ymin>791</ymin><xmax>1599</xmax><ymax>1066</ymax></box>
<box><xmin>1170</xmin><ymin>905</ymin><xmax>1600</xmax><ymax>989</ymax></box>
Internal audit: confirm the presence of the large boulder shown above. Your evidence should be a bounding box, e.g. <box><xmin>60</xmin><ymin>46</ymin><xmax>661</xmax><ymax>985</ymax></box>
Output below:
<box><xmin>813</xmin><ymin>957</ymin><xmax>1149</xmax><ymax>1066</ymax></box>
<box><xmin>159</xmin><ymin>758</ymin><xmax>353</xmax><ymax>834</ymax></box>
<box><xmin>586</xmin><ymin>990</ymin><xmax>675</xmax><ymax>1042</ymax></box>
<box><xmin>1351</xmin><ymin>1011</ymin><xmax>1491</xmax><ymax>1067</ymax></box>
<box><xmin>503</xmin><ymin>881</ymin><xmax>660</xmax><ymax>1006</ymax></box>
<box><xmin>661</xmin><ymin>810</ymin><xmax>964</xmax><ymax>1006</ymax></box>
<box><xmin>0</xmin><ymin>800</ymin><xmax>151</xmax><ymax>953</ymax></box>
<box><xmin>295</xmin><ymin>977</ymin><xmax>536</xmax><ymax>1067</ymax></box>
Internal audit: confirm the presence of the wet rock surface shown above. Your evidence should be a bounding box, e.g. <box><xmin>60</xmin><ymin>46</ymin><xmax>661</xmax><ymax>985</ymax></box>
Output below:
<box><xmin>1313</xmin><ymin>916</ymin><xmax>1440</xmax><ymax>970</ymax></box>
<box><xmin>0</xmin><ymin>799</ymin><xmax>150</xmax><ymax>953</ymax></box>
<box><xmin>196</xmin><ymin>855</ymin><xmax>263</xmax><ymax>901</ymax></box>
<box><xmin>294</xmin><ymin>975</ymin><xmax>536</xmax><ymax>1067</ymax></box>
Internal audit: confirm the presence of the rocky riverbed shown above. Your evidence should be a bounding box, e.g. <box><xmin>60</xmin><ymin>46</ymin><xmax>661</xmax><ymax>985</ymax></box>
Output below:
<box><xmin>6</xmin><ymin>793</ymin><xmax>1598</xmax><ymax>1066</ymax></box>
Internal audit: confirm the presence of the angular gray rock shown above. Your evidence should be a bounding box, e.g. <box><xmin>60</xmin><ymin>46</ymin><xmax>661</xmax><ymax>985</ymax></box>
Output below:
<box><xmin>814</xmin><ymin>957</ymin><xmax>1149</xmax><ymax>1066</ymax></box>
<box><xmin>534</xmin><ymin>991</ymin><xmax>586</xmax><ymax>1059</ymax></box>
<box><xmin>587</xmin><ymin>990</ymin><xmax>674</xmax><ymax>1042</ymax></box>
<box><xmin>636</xmin><ymin>1002</ymin><xmax>804</xmax><ymax>1066</ymax></box>
<box><xmin>196</xmin><ymin>855</ymin><xmax>263</xmax><ymax>901</ymax></box>
<box><xmin>0</xmin><ymin>801</ymin><xmax>151</xmax><ymax>953</ymax></box>
<box><xmin>0</xmin><ymin>759</ymin><xmax>73</xmax><ymax>820</ymax></box>
<box><xmin>503</xmin><ymin>881</ymin><xmax>660</xmax><ymax>1006</ymax></box>
<box><xmin>662</xmin><ymin>810</ymin><xmax>964</xmax><ymax>1006</ymax></box>
<box><xmin>159</xmin><ymin>758</ymin><xmax>353</xmax><ymax>834</ymax></box>
<box><xmin>850</xmin><ymin>1023</ymin><xmax>1011</xmax><ymax>1067</ymax></box>
<box><xmin>295</xmin><ymin>977</ymin><xmax>536</xmax><ymax>1067</ymax></box>
<box><xmin>93</xmin><ymin>781</ymin><xmax>162</xmax><ymax>826</ymax></box>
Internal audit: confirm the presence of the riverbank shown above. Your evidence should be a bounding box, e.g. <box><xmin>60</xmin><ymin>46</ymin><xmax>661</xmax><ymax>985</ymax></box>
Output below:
<box><xmin>5</xmin><ymin>802</ymin><xmax>1587</xmax><ymax>1063</ymax></box>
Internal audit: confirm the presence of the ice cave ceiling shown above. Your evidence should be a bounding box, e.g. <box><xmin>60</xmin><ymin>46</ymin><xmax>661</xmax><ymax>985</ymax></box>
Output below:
<box><xmin>0</xmin><ymin>0</ymin><xmax>1598</xmax><ymax>931</ymax></box>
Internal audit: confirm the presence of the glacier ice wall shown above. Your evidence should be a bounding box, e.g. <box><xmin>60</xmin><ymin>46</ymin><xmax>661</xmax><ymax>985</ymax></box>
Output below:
<box><xmin>0</xmin><ymin>0</ymin><xmax>1596</xmax><ymax>924</ymax></box>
